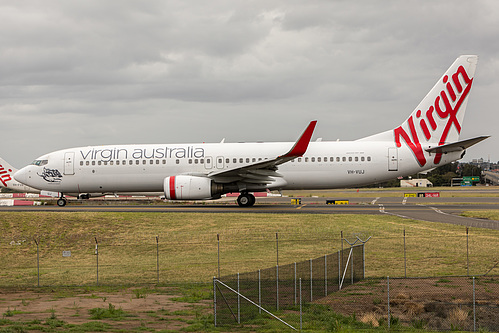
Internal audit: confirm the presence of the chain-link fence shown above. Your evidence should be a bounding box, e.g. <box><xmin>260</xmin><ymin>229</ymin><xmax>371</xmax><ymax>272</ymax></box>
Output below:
<box><xmin>0</xmin><ymin>226</ymin><xmax>496</xmax><ymax>287</ymax></box>
<box><xmin>318</xmin><ymin>276</ymin><xmax>498</xmax><ymax>332</ymax></box>
<box><xmin>214</xmin><ymin>245</ymin><xmax>364</xmax><ymax>328</ymax></box>
<box><xmin>215</xmin><ymin>271</ymin><xmax>498</xmax><ymax>331</ymax></box>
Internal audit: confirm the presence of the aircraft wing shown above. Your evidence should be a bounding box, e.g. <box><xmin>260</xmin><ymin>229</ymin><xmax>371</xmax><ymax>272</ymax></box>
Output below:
<box><xmin>206</xmin><ymin>121</ymin><xmax>317</xmax><ymax>186</ymax></box>
<box><xmin>425</xmin><ymin>136</ymin><xmax>489</xmax><ymax>154</ymax></box>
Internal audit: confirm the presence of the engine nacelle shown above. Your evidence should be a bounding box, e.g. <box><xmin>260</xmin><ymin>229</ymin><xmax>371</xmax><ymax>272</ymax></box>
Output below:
<box><xmin>164</xmin><ymin>175</ymin><xmax>223</xmax><ymax>200</ymax></box>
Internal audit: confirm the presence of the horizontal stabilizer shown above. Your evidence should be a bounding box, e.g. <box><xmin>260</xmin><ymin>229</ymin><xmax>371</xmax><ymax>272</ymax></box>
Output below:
<box><xmin>425</xmin><ymin>136</ymin><xmax>489</xmax><ymax>154</ymax></box>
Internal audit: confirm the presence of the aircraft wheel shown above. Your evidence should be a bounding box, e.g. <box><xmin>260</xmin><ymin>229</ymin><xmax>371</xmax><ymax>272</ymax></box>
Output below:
<box><xmin>57</xmin><ymin>198</ymin><xmax>67</xmax><ymax>207</ymax></box>
<box><xmin>237</xmin><ymin>193</ymin><xmax>255</xmax><ymax>207</ymax></box>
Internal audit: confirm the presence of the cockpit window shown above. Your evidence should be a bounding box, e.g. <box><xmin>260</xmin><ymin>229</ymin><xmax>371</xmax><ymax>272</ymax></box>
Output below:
<box><xmin>31</xmin><ymin>160</ymin><xmax>48</xmax><ymax>166</ymax></box>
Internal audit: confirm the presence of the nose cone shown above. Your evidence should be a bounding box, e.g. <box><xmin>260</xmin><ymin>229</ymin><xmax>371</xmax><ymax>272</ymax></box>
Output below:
<box><xmin>14</xmin><ymin>167</ymin><xmax>29</xmax><ymax>185</ymax></box>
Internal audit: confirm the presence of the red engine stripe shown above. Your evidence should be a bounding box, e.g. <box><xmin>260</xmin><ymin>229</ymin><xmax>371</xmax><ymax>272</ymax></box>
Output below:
<box><xmin>169</xmin><ymin>176</ymin><xmax>176</xmax><ymax>200</ymax></box>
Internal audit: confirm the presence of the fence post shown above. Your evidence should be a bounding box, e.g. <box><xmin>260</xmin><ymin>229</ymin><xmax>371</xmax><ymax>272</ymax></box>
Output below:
<box><xmin>276</xmin><ymin>233</ymin><xmax>279</xmax><ymax>311</ymax></box>
<box><xmin>473</xmin><ymin>276</ymin><xmax>476</xmax><ymax>332</ymax></box>
<box><xmin>362</xmin><ymin>242</ymin><xmax>366</xmax><ymax>279</ymax></box>
<box><xmin>299</xmin><ymin>278</ymin><xmax>302</xmax><ymax>332</ymax></box>
<box><xmin>338</xmin><ymin>250</ymin><xmax>341</xmax><ymax>290</ymax></box>
<box><xmin>95</xmin><ymin>237</ymin><xmax>99</xmax><ymax>286</ymax></box>
<box><xmin>217</xmin><ymin>234</ymin><xmax>220</xmax><ymax>278</ymax></box>
<box><xmin>310</xmin><ymin>259</ymin><xmax>313</xmax><ymax>302</ymax></box>
<box><xmin>237</xmin><ymin>272</ymin><xmax>240</xmax><ymax>324</ymax></box>
<box><xmin>34</xmin><ymin>238</ymin><xmax>40</xmax><ymax>287</ymax></box>
<box><xmin>340</xmin><ymin>231</ymin><xmax>343</xmax><ymax>275</ymax></box>
<box><xmin>387</xmin><ymin>276</ymin><xmax>390</xmax><ymax>329</ymax></box>
<box><xmin>156</xmin><ymin>236</ymin><xmax>159</xmax><ymax>284</ymax></box>
<box><xmin>258</xmin><ymin>269</ymin><xmax>261</xmax><ymax>314</ymax></box>
<box><xmin>324</xmin><ymin>254</ymin><xmax>327</xmax><ymax>297</ymax></box>
<box><xmin>294</xmin><ymin>262</ymin><xmax>297</xmax><ymax>306</ymax></box>
<box><xmin>213</xmin><ymin>277</ymin><xmax>217</xmax><ymax>327</ymax></box>
<box><xmin>404</xmin><ymin>229</ymin><xmax>407</xmax><ymax>278</ymax></box>
<box><xmin>466</xmin><ymin>227</ymin><xmax>469</xmax><ymax>276</ymax></box>
<box><xmin>351</xmin><ymin>246</ymin><xmax>354</xmax><ymax>285</ymax></box>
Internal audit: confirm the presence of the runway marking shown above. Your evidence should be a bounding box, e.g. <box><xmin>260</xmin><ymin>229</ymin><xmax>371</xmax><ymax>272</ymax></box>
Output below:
<box><xmin>371</xmin><ymin>197</ymin><xmax>380</xmax><ymax>205</ymax></box>
<box><xmin>378</xmin><ymin>204</ymin><xmax>385</xmax><ymax>213</ymax></box>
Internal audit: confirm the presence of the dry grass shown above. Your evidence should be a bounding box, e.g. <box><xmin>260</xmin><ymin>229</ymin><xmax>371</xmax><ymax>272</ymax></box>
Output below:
<box><xmin>461</xmin><ymin>210</ymin><xmax>499</xmax><ymax>220</ymax></box>
<box><xmin>0</xmin><ymin>212</ymin><xmax>498</xmax><ymax>286</ymax></box>
<box><xmin>448</xmin><ymin>307</ymin><xmax>469</xmax><ymax>324</ymax></box>
<box><xmin>359</xmin><ymin>312</ymin><xmax>380</xmax><ymax>327</ymax></box>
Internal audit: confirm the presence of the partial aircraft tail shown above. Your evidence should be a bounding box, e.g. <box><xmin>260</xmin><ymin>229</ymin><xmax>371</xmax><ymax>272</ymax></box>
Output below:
<box><xmin>359</xmin><ymin>55</ymin><xmax>480</xmax><ymax>166</ymax></box>
<box><xmin>0</xmin><ymin>157</ymin><xmax>17</xmax><ymax>188</ymax></box>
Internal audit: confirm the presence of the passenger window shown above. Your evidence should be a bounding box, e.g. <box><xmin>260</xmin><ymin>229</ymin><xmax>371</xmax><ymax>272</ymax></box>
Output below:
<box><xmin>252</xmin><ymin>158</ymin><xmax>256</xmax><ymax>162</ymax></box>
<box><xmin>367</xmin><ymin>156</ymin><xmax>371</xmax><ymax>162</ymax></box>
<box><xmin>330</xmin><ymin>157</ymin><xmax>334</xmax><ymax>162</ymax></box>
<box><xmin>233</xmin><ymin>158</ymin><xmax>237</xmax><ymax>163</ymax></box>
<box><xmin>136</xmin><ymin>160</ymin><xmax>139</xmax><ymax>165</ymax></box>
<box><xmin>123</xmin><ymin>160</ymin><xmax>126</xmax><ymax>165</ymax></box>
<box><xmin>110</xmin><ymin>161</ymin><xmax>114</xmax><ymax>165</ymax></box>
<box><xmin>176</xmin><ymin>159</ymin><xmax>180</xmax><ymax>164</ymax></box>
<box><xmin>246</xmin><ymin>158</ymin><xmax>249</xmax><ymax>163</ymax></box>
<box><xmin>104</xmin><ymin>161</ymin><xmax>108</xmax><ymax>166</ymax></box>
<box><xmin>337</xmin><ymin>157</ymin><xmax>340</xmax><ymax>162</ymax></box>
<box><xmin>163</xmin><ymin>160</ymin><xmax>166</xmax><ymax>164</ymax></box>
<box><xmin>143</xmin><ymin>160</ymin><xmax>146</xmax><ymax>165</ymax></box>
<box><xmin>86</xmin><ymin>161</ymin><xmax>89</xmax><ymax>166</ymax></box>
<box><xmin>342</xmin><ymin>157</ymin><xmax>346</xmax><ymax>162</ymax></box>
<box><xmin>129</xmin><ymin>160</ymin><xmax>133</xmax><ymax>165</ymax></box>
<box><xmin>116</xmin><ymin>161</ymin><xmax>120</xmax><ymax>165</ymax></box>
<box><xmin>349</xmin><ymin>157</ymin><xmax>352</xmax><ymax>162</ymax></box>
<box><xmin>199</xmin><ymin>159</ymin><xmax>203</xmax><ymax>164</ymax></box>
<box><xmin>311</xmin><ymin>157</ymin><xmax>315</xmax><ymax>162</ymax></box>
<box><xmin>80</xmin><ymin>161</ymin><xmax>83</xmax><ymax>166</ymax></box>
<box><xmin>189</xmin><ymin>159</ymin><xmax>192</xmax><ymax>164</ymax></box>
<box><xmin>355</xmin><ymin>157</ymin><xmax>358</xmax><ymax>162</ymax></box>
<box><xmin>298</xmin><ymin>158</ymin><xmax>302</xmax><ymax>162</ymax></box>
<box><xmin>206</xmin><ymin>158</ymin><xmax>211</xmax><ymax>164</ymax></box>
<box><xmin>225</xmin><ymin>158</ymin><xmax>229</xmax><ymax>164</ymax></box>
<box><xmin>239</xmin><ymin>158</ymin><xmax>243</xmax><ymax>163</ymax></box>
<box><xmin>156</xmin><ymin>160</ymin><xmax>159</xmax><ymax>164</ymax></box>
<box><xmin>258</xmin><ymin>158</ymin><xmax>262</xmax><ymax>161</ymax></box>
<box><xmin>150</xmin><ymin>160</ymin><xmax>153</xmax><ymax>164</ymax></box>
<box><xmin>98</xmin><ymin>161</ymin><xmax>102</xmax><ymax>166</ymax></box>
<box><xmin>361</xmin><ymin>157</ymin><xmax>365</xmax><ymax>162</ymax></box>
<box><xmin>305</xmin><ymin>157</ymin><xmax>309</xmax><ymax>162</ymax></box>
<box><xmin>317</xmin><ymin>157</ymin><xmax>321</xmax><ymax>162</ymax></box>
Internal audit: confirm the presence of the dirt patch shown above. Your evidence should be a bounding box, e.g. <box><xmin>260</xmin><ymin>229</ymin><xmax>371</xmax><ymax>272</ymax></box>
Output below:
<box><xmin>317</xmin><ymin>276</ymin><xmax>499</xmax><ymax>331</ymax></box>
<box><xmin>0</xmin><ymin>286</ymin><xmax>211</xmax><ymax>331</ymax></box>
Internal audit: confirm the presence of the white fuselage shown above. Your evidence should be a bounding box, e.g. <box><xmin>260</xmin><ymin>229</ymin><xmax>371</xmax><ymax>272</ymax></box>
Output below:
<box><xmin>13</xmin><ymin>140</ymin><xmax>461</xmax><ymax>196</ymax></box>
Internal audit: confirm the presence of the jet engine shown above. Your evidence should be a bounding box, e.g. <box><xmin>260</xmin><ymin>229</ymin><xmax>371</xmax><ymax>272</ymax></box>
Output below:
<box><xmin>164</xmin><ymin>175</ymin><xmax>227</xmax><ymax>200</ymax></box>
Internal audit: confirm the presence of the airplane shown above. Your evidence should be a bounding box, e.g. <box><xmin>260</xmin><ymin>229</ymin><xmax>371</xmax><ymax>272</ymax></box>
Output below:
<box><xmin>0</xmin><ymin>157</ymin><xmax>47</xmax><ymax>194</ymax></box>
<box><xmin>14</xmin><ymin>55</ymin><xmax>488</xmax><ymax>207</ymax></box>
<box><xmin>0</xmin><ymin>157</ymin><xmax>163</xmax><ymax>199</ymax></box>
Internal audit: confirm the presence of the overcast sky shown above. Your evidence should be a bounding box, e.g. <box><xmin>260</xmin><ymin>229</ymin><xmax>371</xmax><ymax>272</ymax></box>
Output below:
<box><xmin>2</xmin><ymin>0</ymin><xmax>498</xmax><ymax>167</ymax></box>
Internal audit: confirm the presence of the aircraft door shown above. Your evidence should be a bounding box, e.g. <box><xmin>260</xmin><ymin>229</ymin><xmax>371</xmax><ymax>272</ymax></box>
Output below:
<box><xmin>205</xmin><ymin>156</ymin><xmax>213</xmax><ymax>169</ymax></box>
<box><xmin>216</xmin><ymin>156</ymin><xmax>224</xmax><ymax>169</ymax></box>
<box><xmin>388</xmin><ymin>148</ymin><xmax>398</xmax><ymax>171</ymax></box>
<box><xmin>64</xmin><ymin>152</ymin><xmax>75</xmax><ymax>175</ymax></box>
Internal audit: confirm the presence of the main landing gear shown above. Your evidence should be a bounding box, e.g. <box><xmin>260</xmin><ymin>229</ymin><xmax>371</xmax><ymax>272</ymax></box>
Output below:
<box><xmin>237</xmin><ymin>192</ymin><xmax>256</xmax><ymax>207</ymax></box>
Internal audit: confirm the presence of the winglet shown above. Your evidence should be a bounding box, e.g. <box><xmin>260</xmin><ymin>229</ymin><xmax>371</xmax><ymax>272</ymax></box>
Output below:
<box><xmin>280</xmin><ymin>120</ymin><xmax>317</xmax><ymax>158</ymax></box>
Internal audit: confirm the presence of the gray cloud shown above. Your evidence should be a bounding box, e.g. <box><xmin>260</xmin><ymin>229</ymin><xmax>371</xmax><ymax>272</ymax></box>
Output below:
<box><xmin>1</xmin><ymin>0</ymin><xmax>498</xmax><ymax>166</ymax></box>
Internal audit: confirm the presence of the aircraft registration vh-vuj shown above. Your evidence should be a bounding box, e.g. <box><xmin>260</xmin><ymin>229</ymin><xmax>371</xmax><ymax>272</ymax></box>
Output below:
<box><xmin>13</xmin><ymin>55</ymin><xmax>489</xmax><ymax>207</ymax></box>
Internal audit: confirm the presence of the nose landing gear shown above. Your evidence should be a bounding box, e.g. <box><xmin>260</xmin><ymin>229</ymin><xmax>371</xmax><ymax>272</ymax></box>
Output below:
<box><xmin>57</xmin><ymin>194</ymin><xmax>67</xmax><ymax>207</ymax></box>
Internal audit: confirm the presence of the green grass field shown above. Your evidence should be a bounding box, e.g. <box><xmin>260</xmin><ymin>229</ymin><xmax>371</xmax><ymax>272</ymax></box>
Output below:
<box><xmin>1</xmin><ymin>212</ymin><xmax>497</xmax><ymax>287</ymax></box>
